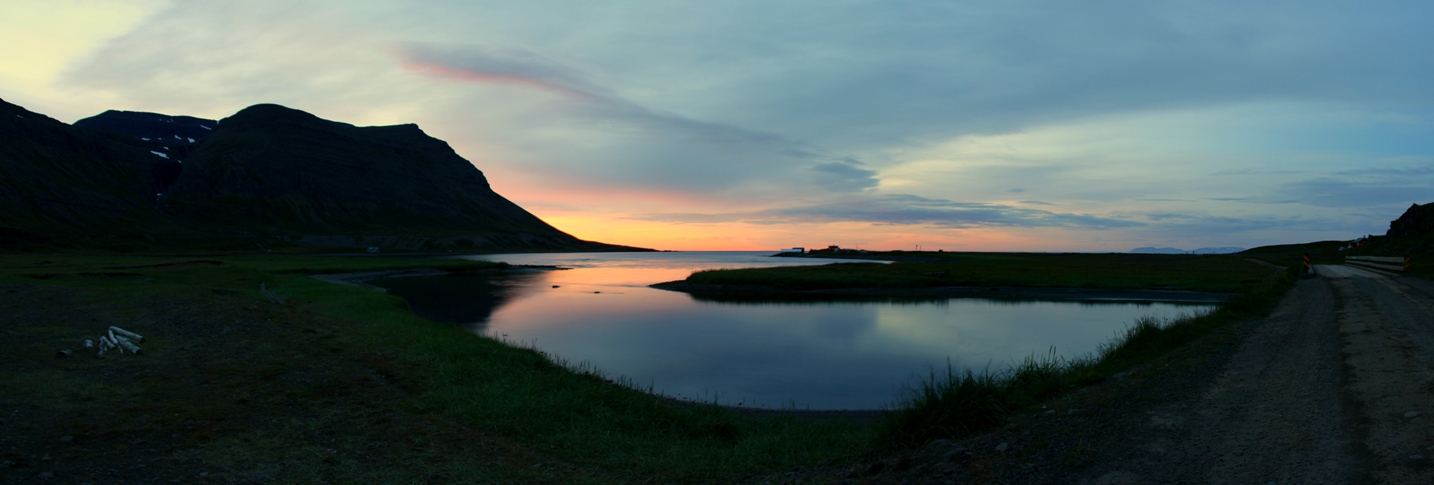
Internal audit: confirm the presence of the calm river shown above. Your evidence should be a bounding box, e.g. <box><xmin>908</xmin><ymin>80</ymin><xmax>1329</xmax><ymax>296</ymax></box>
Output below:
<box><xmin>369</xmin><ymin>252</ymin><xmax>1212</xmax><ymax>410</ymax></box>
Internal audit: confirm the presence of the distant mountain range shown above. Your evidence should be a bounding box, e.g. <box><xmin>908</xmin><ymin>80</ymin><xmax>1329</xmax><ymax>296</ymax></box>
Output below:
<box><xmin>1129</xmin><ymin>247</ymin><xmax>1246</xmax><ymax>254</ymax></box>
<box><xmin>0</xmin><ymin>98</ymin><xmax>640</xmax><ymax>252</ymax></box>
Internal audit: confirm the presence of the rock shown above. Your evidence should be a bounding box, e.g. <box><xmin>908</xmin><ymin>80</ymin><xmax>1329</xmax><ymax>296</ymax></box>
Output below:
<box><xmin>995</xmin><ymin>442</ymin><xmax>1010</xmax><ymax>452</ymax></box>
<box><xmin>1043</xmin><ymin>409</ymin><xmax>1056</xmax><ymax>415</ymax></box>
<box><xmin>59</xmin><ymin>436</ymin><xmax>72</xmax><ymax>443</ymax></box>
<box><xmin>925</xmin><ymin>438</ymin><xmax>956</xmax><ymax>450</ymax></box>
<box><xmin>865</xmin><ymin>461</ymin><xmax>886</xmax><ymax>475</ymax></box>
<box><xmin>37</xmin><ymin>471</ymin><xmax>53</xmax><ymax>479</ymax></box>
<box><xmin>1404</xmin><ymin>411</ymin><xmax>1420</xmax><ymax>419</ymax></box>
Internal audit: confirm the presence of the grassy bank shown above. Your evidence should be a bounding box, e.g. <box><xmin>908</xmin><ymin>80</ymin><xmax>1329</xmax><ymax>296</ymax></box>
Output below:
<box><xmin>0</xmin><ymin>253</ymin><xmax>869</xmax><ymax>483</ymax></box>
<box><xmin>1</xmin><ymin>249</ymin><xmax>1305</xmax><ymax>481</ymax></box>
<box><xmin>687</xmin><ymin>252</ymin><xmax>1275</xmax><ymax>293</ymax></box>
<box><xmin>873</xmin><ymin>261</ymin><xmax>1300</xmax><ymax>448</ymax></box>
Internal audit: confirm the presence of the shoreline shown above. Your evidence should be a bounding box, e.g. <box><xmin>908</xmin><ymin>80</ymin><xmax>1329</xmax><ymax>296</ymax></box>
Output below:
<box><xmin>650</xmin><ymin>280</ymin><xmax>1234</xmax><ymax>303</ymax></box>
<box><xmin>309</xmin><ymin>264</ymin><xmax>564</xmax><ymax>293</ymax></box>
<box><xmin>311</xmin><ymin>267</ymin><xmax>903</xmax><ymax>417</ymax></box>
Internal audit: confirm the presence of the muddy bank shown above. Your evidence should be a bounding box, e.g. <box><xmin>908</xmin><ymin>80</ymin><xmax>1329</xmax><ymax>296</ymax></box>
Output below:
<box><xmin>310</xmin><ymin>265</ymin><xmax>562</xmax><ymax>293</ymax></box>
<box><xmin>310</xmin><ymin>268</ymin><xmax>451</xmax><ymax>292</ymax></box>
<box><xmin>650</xmin><ymin>280</ymin><xmax>1235</xmax><ymax>303</ymax></box>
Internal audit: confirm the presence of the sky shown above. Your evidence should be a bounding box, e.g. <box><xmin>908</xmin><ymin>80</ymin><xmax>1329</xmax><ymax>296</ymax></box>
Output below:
<box><xmin>3</xmin><ymin>1</ymin><xmax>1433</xmax><ymax>251</ymax></box>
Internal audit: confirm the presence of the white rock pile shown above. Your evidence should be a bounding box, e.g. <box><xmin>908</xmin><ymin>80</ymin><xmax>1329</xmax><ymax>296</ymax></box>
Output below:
<box><xmin>89</xmin><ymin>326</ymin><xmax>145</xmax><ymax>356</ymax></box>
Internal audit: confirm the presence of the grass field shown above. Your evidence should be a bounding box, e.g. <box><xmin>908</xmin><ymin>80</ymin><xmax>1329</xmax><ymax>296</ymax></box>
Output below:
<box><xmin>0</xmin><ymin>253</ymin><xmax>869</xmax><ymax>483</ymax></box>
<box><xmin>0</xmin><ymin>249</ymin><xmax>1306</xmax><ymax>482</ymax></box>
<box><xmin>687</xmin><ymin>252</ymin><xmax>1284</xmax><ymax>293</ymax></box>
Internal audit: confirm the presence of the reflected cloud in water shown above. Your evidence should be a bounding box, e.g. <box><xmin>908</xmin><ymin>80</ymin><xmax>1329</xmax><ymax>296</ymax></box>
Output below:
<box><xmin>373</xmin><ymin>252</ymin><xmax>1212</xmax><ymax>409</ymax></box>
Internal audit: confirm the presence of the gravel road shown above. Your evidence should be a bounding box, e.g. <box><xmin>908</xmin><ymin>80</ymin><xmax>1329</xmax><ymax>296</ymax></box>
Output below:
<box><xmin>829</xmin><ymin>268</ymin><xmax>1434</xmax><ymax>484</ymax></box>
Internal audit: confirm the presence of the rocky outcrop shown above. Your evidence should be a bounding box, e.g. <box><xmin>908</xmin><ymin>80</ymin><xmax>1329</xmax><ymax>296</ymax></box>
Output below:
<box><xmin>1387</xmin><ymin>202</ymin><xmax>1434</xmax><ymax>239</ymax></box>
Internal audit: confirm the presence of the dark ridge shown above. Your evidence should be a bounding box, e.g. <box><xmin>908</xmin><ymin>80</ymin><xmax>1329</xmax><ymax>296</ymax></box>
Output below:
<box><xmin>161</xmin><ymin>103</ymin><xmax>573</xmax><ymax>243</ymax></box>
<box><xmin>73</xmin><ymin>110</ymin><xmax>219</xmax><ymax>170</ymax></box>
<box><xmin>73</xmin><ymin>109</ymin><xmax>218</xmax><ymax>143</ymax></box>
<box><xmin>3</xmin><ymin>99</ymin><xmax>641</xmax><ymax>252</ymax></box>
<box><xmin>1388</xmin><ymin>202</ymin><xmax>1434</xmax><ymax>239</ymax></box>
<box><xmin>0</xmin><ymin>98</ymin><xmax>188</xmax><ymax>250</ymax></box>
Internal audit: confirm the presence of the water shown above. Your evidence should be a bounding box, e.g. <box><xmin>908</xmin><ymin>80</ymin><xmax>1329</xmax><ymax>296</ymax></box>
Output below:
<box><xmin>369</xmin><ymin>252</ymin><xmax>1212</xmax><ymax>410</ymax></box>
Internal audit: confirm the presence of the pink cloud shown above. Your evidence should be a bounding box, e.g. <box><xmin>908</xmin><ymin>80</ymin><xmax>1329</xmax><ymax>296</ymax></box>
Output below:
<box><xmin>392</xmin><ymin>46</ymin><xmax>607</xmax><ymax>103</ymax></box>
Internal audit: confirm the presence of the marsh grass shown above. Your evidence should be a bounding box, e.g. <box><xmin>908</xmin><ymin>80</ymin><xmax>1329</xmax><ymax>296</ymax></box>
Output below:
<box><xmin>688</xmin><ymin>253</ymin><xmax>1275</xmax><ymax>293</ymax></box>
<box><xmin>0</xmin><ymin>254</ymin><xmax>871</xmax><ymax>482</ymax></box>
<box><xmin>875</xmin><ymin>264</ymin><xmax>1299</xmax><ymax>448</ymax></box>
<box><xmin>263</xmin><ymin>270</ymin><xmax>875</xmax><ymax>479</ymax></box>
<box><xmin>0</xmin><ymin>252</ymin><xmax>1300</xmax><ymax>480</ymax></box>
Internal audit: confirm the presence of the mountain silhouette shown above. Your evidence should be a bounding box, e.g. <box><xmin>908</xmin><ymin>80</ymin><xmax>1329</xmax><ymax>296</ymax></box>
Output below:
<box><xmin>0</xmin><ymin>99</ymin><xmax>186</xmax><ymax>249</ymax></box>
<box><xmin>1</xmin><ymin>99</ymin><xmax>637</xmax><ymax>252</ymax></box>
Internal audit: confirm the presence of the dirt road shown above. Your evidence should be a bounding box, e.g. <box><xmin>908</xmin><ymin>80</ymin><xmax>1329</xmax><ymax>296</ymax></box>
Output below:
<box><xmin>845</xmin><ymin>268</ymin><xmax>1434</xmax><ymax>484</ymax></box>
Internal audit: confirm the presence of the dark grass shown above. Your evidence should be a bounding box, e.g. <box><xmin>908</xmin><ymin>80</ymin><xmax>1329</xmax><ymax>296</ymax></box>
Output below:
<box><xmin>0</xmin><ymin>254</ymin><xmax>871</xmax><ymax>482</ymax></box>
<box><xmin>0</xmin><ymin>250</ymin><xmax>1304</xmax><ymax>479</ymax></box>
<box><xmin>1239</xmin><ymin>240</ymin><xmax>1348</xmax><ymax>266</ymax></box>
<box><xmin>874</xmin><ymin>262</ymin><xmax>1300</xmax><ymax>448</ymax></box>
<box><xmin>273</xmin><ymin>270</ymin><xmax>874</xmax><ymax>479</ymax></box>
<box><xmin>687</xmin><ymin>253</ymin><xmax>1275</xmax><ymax>293</ymax></box>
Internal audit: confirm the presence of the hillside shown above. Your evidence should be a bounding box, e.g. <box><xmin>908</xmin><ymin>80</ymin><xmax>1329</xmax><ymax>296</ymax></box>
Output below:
<box><xmin>0</xmin><ymin>99</ymin><xmax>188</xmax><ymax>250</ymax></box>
<box><xmin>0</xmin><ymin>99</ymin><xmax>636</xmax><ymax>252</ymax></box>
<box><xmin>158</xmin><ymin>104</ymin><xmax>613</xmax><ymax>250</ymax></box>
<box><xmin>1367</xmin><ymin>202</ymin><xmax>1434</xmax><ymax>276</ymax></box>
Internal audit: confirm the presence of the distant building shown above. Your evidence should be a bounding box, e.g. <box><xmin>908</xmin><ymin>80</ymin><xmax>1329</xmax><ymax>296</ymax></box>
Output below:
<box><xmin>367</xmin><ymin>247</ymin><xmax>380</xmax><ymax>253</ymax></box>
<box><xmin>779</xmin><ymin>247</ymin><xmax>805</xmax><ymax>254</ymax></box>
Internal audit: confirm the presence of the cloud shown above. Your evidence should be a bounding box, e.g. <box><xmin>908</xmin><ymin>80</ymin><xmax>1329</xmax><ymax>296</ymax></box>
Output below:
<box><xmin>394</xmin><ymin>44</ymin><xmax>770</xmax><ymax>148</ymax></box>
<box><xmin>33</xmin><ymin>1</ymin><xmax>1434</xmax><ymax>249</ymax></box>
<box><xmin>394</xmin><ymin>43</ymin><xmax>890</xmax><ymax>194</ymax></box>
<box><xmin>395</xmin><ymin>44</ymin><xmax>608</xmax><ymax>102</ymax></box>
<box><xmin>808</xmin><ymin>157</ymin><xmax>878</xmax><ymax>191</ymax></box>
<box><xmin>1119</xmin><ymin>210</ymin><xmax>1376</xmax><ymax>243</ymax></box>
<box><xmin>639</xmin><ymin>194</ymin><xmax>1142</xmax><ymax>229</ymax></box>
<box><xmin>1274</xmin><ymin>176</ymin><xmax>1434</xmax><ymax>208</ymax></box>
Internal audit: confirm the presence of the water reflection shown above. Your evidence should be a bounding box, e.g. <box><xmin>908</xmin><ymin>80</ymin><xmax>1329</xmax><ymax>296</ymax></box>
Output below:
<box><xmin>370</xmin><ymin>252</ymin><xmax>1213</xmax><ymax>410</ymax></box>
<box><xmin>369</xmin><ymin>270</ymin><xmax>544</xmax><ymax>332</ymax></box>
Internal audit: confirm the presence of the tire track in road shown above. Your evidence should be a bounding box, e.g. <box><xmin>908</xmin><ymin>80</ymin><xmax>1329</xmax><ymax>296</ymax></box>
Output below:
<box><xmin>865</xmin><ymin>268</ymin><xmax>1434</xmax><ymax>484</ymax></box>
<box><xmin>1321</xmin><ymin>265</ymin><xmax>1434</xmax><ymax>483</ymax></box>
<box><xmin>1095</xmin><ymin>277</ymin><xmax>1362</xmax><ymax>484</ymax></box>
<box><xmin>1075</xmin><ymin>267</ymin><xmax>1434</xmax><ymax>484</ymax></box>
